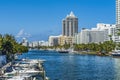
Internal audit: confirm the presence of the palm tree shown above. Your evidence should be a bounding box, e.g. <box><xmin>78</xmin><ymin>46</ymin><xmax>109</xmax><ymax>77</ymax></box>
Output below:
<box><xmin>108</xmin><ymin>35</ymin><xmax>112</xmax><ymax>41</ymax></box>
<box><xmin>0</xmin><ymin>34</ymin><xmax>28</xmax><ymax>62</ymax></box>
<box><xmin>0</xmin><ymin>34</ymin><xmax>3</xmax><ymax>55</ymax></box>
<box><xmin>1</xmin><ymin>40</ymin><xmax>13</xmax><ymax>62</ymax></box>
<box><xmin>115</xmin><ymin>28</ymin><xmax>120</xmax><ymax>49</ymax></box>
<box><xmin>117</xmin><ymin>28</ymin><xmax>120</xmax><ymax>36</ymax></box>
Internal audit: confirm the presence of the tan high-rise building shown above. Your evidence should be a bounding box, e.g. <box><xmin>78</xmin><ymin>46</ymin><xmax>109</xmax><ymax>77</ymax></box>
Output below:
<box><xmin>58</xmin><ymin>36</ymin><xmax>67</xmax><ymax>46</ymax></box>
<box><xmin>62</xmin><ymin>12</ymin><xmax>78</xmax><ymax>37</ymax></box>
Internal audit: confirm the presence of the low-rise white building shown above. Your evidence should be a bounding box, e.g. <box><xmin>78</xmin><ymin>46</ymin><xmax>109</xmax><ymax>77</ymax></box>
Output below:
<box><xmin>22</xmin><ymin>38</ymin><xmax>29</xmax><ymax>47</ymax></box>
<box><xmin>29</xmin><ymin>42</ymin><xmax>33</xmax><ymax>47</ymax></box>
<box><xmin>28</xmin><ymin>41</ymin><xmax>49</xmax><ymax>48</ymax></box>
<box><xmin>48</xmin><ymin>36</ymin><xmax>59</xmax><ymax>46</ymax></box>
<box><xmin>39</xmin><ymin>41</ymin><xmax>49</xmax><ymax>46</ymax></box>
<box><xmin>32</xmin><ymin>41</ymin><xmax>39</xmax><ymax>47</ymax></box>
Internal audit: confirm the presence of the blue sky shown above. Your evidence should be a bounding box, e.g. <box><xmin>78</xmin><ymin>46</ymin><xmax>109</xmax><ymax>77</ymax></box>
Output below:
<box><xmin>0</xmin><ymin>0</ymin><xmax>115</xmax><ymax>41</ymax></box>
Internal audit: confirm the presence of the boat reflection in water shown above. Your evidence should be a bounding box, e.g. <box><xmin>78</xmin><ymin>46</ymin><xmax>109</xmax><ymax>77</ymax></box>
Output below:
<box><xmin>57</xmin><ymin>48</ymin><xmax>75</xmax><ymax>54</ymax></box>
<box><xmin>58</xmin><ymin>50</ymin><xmax>69</xmax><ymax>53</ymax></box>
<box><xmin>114</xmin><ymin>58</ymin><xmax>120</xmax><ymax>80</ymax></box>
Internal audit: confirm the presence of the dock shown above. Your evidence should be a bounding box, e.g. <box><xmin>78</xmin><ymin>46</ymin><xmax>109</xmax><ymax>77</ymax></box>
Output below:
<box><xmin>0</xmin><ymin>59</ymin><xmax>49</xmax><ymax>80</ymax></box>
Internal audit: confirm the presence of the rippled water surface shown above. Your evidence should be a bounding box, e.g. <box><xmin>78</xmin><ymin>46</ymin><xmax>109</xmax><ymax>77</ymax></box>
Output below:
<box><xmin>18</xmin><ymin>50</ymin><xmax>120</xmax><ymax>80</ymax></box>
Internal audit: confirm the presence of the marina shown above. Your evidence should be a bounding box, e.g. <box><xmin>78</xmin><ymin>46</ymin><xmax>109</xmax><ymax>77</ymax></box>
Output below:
<box><xmin>18</xmin><ymin>50</ymin><xmax>120</xmax><ymax>80</ymax></box>
<box><xmin>1</xmin><ymin>50</ymin><xmax>120</xmax><ymax>80</ymax></box>
<box><xmin>0</xmin><ymin>58</ymin><xmax>49</xmax><ymax>80</ymax></box>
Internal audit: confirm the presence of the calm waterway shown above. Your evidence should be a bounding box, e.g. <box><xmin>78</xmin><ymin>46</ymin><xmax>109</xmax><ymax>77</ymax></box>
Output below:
<box><xmin>18</xmin><ymin>50</ymin><xmax>120</xmax><ymax>80</ymax></box>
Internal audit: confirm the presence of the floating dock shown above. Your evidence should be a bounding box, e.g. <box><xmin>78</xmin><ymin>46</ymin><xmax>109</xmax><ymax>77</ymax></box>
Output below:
<box><xmin>0</xmin><ymin>59</ymin><xmax>49</xmax><ymax>80</ymax></box>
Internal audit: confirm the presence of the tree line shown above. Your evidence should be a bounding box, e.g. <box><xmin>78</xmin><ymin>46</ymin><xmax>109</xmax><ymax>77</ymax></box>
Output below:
<box><xmin>74</xmin><ymin>41</ymin><xmax>116</xmax><ymax>54</ymax></box>
<box><xmin>0</xmin><ymin>34</ymin><xmax>28</xmax><ymax>62</ymax></box>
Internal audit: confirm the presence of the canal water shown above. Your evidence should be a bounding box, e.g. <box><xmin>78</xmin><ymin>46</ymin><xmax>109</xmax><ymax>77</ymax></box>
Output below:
<box><xmin>18</xmin><ymin>50</ymin><xmax>120</xmax><ymax>80</ymax></box>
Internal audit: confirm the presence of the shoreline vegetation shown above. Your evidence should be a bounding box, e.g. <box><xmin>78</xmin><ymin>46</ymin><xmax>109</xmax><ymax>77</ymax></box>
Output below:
<box><xmin>75</xmin><ymin>51</ymin><xmax>110</xmax><ymax>56</ymax></box>
<box><xmin>0</xmin><ymin>33</ymin><xmax>116</xmax><ymax>63</ymax></box>
<box><xmin>74</xmin><ymin>41</ymin><xmax>116</xmax><ymax>56</ymax></box>
<box><xmin>0</xmin><ymin>34</ymin><xmax>28</xmax><ymax>62</ymax></box>
<box><xmin>30</xmin><ymin>40</ymin><xmax>116</xmax><ymax>56</ymax></box>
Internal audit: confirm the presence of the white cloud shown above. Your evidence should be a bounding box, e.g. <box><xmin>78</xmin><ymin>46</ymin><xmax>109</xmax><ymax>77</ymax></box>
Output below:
<box><xmin>16</xmin><ymin>29</ymin><xmax>31</xmax><ymax>38</ymax></box>
<box><xmin>16</xmin><ymin>29</ymin><xmax>24</xmax><ymax>38</ymax></box>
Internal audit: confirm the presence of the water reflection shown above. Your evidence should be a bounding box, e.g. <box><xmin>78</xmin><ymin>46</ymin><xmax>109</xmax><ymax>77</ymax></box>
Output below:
<box><xmin>114</xmin><ymin>58</ymin><xmax>120</xmax><ymax>80</ymax></box>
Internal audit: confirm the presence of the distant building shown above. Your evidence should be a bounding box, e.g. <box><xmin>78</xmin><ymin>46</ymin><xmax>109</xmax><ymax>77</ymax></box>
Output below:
<box><xmin>116</xmin><ymin>0</ymin><xmax>120</xmax><ymax>25</ymax></box>
<box><xmin>28</xmin><ymin>41</ymin><xmax>49</xmax><ymax>48</ymax></box>
<box><xmin>48</xmin><ymin>36</ymin><xmax>59</xmax><ymax>46</ymax></box>
<box><xmin>32</xmin><ymin>41</ymin><xmax>39</xmax><ymax>47</ymax></box>
<box><xmin>29</xmin><ymin>42</ymin><xmax>33</xmax><ymax>47</ymax></box>
<box><xmin>74</xmin><ymin>23</ymin><xmax>116</xmax><ymax>44</ymax></box>
<box><xmin>65</xmin><ymin>36</ymin><xmax>74</xmax><ymax>45</ymax></box>
<box><xmin>58</xmin><ymin>36</ymin><xmax>67</xmax><ymax>46</ymax></box>
<box><xmin>95</xmin><ymin>23</ymin><xmax>116</xmax><ymax>41</ymax></box>
<box><xmin>116</xmin><ymin>0</ymin><xmax>120</xmax><ymax>42</ymax></box>
<box><xmin>22</xmin><ymin>38</ymin><xmax>29</xmax><ymax>47</ymax></box>
<box><xmin>62</xmin><ymin>11</ymin><xmax>78</xmax><ymax>37</ymax></box>
<box><xmin>74</xmin><ymin>33</ymin><xmax>81</xmax><ymax>44</ymax></box>
<box><xmin>58</xmin><ymin>35</ymin><xmax>73</xmax><ymax>46</ymax></box>
<box><xmin>75</xmin><ymin>29</ymin><xmax>105</xmax><ymax>44</ymax></box>
<box><xmin>39</xmin><ymin>41</ymin><xmax>49</xmax><ymax>46</ymax></box>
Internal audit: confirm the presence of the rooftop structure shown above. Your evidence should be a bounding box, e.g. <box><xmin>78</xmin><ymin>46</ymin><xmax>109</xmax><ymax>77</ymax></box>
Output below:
<box><xmin>62</xmin><ymin>11</ymin><xmax>78</xmax><ymax>37</ymax></box>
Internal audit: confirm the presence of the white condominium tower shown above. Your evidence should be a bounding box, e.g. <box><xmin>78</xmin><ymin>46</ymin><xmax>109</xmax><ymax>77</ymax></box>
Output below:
<box><xmin>62</xmin><ymin>11</ymin><xmax>78</xmax><ymax>37</ymax></box>
<box><xmin>116</xmin><ymin>0</ymin><xmax>120</xmax><ymax>24</ymax></box>
<box><xmin>116</xmin><ymin>0</ymin><xmax>120</xmax><ymax>42</ymax></box>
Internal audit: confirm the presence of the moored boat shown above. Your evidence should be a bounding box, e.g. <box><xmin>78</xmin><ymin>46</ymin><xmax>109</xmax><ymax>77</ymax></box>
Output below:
<box><xmin>111</xmin><ymin>50</ymin><xmax>120</xmax><ymax>56</ymax></box>
<box><xmin>58</xmin><ymin>50</ymin><xmax>69</xmax><ymax>53</ymax></box>
<box><xmin>1</xmin><ymin>59</ymin><xmax>49</xmax><ymax>80</ymax></box>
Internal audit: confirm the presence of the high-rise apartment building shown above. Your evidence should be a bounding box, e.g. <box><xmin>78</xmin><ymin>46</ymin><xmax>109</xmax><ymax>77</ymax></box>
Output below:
<box><xmin>74</xmin><ymin>29</ymin><xmax>105</xmax><ymax>44</ymax></box>
<box><xmin>96</xmin><ymin>23</ymin><xmax>116</xmax><ymax>41</ymax></box>
<box><xmin>116</xmin><ymin>0</ymin><xmax>120</xmax><ymax>42</ymax></box>
<box><xmin>74</xmin><ymin>23</ymin><xmax>116</xmax><ymax>44</ymax></box>
<box><xmin>116</xmin><ymin>0</ymin><xmax>120</xmax><ymax>24</ymax></box>
<box><xmin>62</xmin><ymin>12</ymin><xmax>78</xmax><ymax>37</ymax></box>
